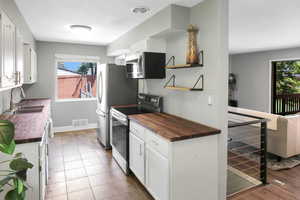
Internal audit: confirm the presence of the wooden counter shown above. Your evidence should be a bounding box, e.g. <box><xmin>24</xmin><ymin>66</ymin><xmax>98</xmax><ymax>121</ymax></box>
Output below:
<box><xmin>129</xmin><ymin>112</ymin><xmax>221</xmax><ymax>142</ymax></box>
<box><xmin>0</xmin><ymin>98</ymin><xmax>51</xmax><ymax>144</ymax></box>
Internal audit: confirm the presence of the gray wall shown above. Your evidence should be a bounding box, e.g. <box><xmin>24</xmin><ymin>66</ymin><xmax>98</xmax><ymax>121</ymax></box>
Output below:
<box><xmin>0</xmin><ymin>0</ymin><xmax>36</xmax><ymax>113</ymax></box>
<box><xmin>110</xmin><ymin>0</ymin><xmax>229</xmax><ymax>198</ymax></box>
<box><xmin>24</xmin><ymin>41</ymin><xmax>112</xmax><ymax>127</ymax></box>
<box><xmin>230</xmin><ymin>46</ymin><xmax>300</xmax><ymax>112</ymax></box>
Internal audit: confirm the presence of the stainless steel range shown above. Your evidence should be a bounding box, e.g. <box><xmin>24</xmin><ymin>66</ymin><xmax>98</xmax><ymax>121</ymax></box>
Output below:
<box><xmin>110</xmin><ymin>93</ymin><xmax>162</xmax><ymax>174</ymax></box>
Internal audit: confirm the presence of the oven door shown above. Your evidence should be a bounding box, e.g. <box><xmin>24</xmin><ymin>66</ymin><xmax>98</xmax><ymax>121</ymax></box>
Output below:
<box><xmin>110</xmin><ymin>111</ymin><xmax>129</xmax><ymax>162</ymax></box>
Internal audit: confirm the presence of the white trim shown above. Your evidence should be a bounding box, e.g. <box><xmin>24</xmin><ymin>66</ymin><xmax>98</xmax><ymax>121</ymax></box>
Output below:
<box><xmin>54</xmin><ymin>57</ymin><xmax>100</xmax><ymax>102</ymax></box>
<box><xmin>55</xmin><ymin>98</ymin><xmax>97</xmax><ymax>103</ymax></box>
<box><xmin>268</xmin><ymin>57</ymin><xmax>300</xmax><ymax>113</ymax></box>
<box><xmin>53</xmin><ymin>123</ymin><xmax>97</xmax><ymax>133</ymax></box>
<box><xmin>55</xmin><ymin>54</ymin><xmax>100</xmax><ymax>62</ymax></box>
<box><xmin>268</xmin><ymin>60</ymin><xmax>273</xmax><ymax>113</ymax></box>
<box><xmin>0</xmin><ymin>84</ymin><xmax>23</xmax><ymax>92</ymax></box>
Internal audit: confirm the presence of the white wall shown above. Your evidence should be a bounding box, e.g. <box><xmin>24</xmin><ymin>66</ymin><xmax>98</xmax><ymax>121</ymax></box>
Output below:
<box><xmin>23</xmin><ymin>41</ymin><xmax>113</xmax><ymax>127</ymax></box>
<box><xmin>0</xmin><ymin>0</ymin><xmax>36</xmax><ymax>113</ymax></box>
<box><xmin>110</xmin><ymin>0</ymin><xmax>229</xmax><ymax>199</ymax></box>
<box><xmin>230</xmin><ymin>46</ymin><xmax>300</xmax><ymax>112</ymax></box>
<box><xmin>107</xmin><ymin>5</ymin><xmax>190</xmax><ymax>55</ymax></box>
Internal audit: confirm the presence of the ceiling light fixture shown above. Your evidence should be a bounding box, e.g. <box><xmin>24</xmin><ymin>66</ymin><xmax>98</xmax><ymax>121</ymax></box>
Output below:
<box><xmin>132</xmin><ymin>6</ymin><xmax>150</xmax><ymax>14</ymax></box>
<box><xmin>70</xmin><ymin>25</ymin><xmax>92</xmax><ymax>34</ymax></box>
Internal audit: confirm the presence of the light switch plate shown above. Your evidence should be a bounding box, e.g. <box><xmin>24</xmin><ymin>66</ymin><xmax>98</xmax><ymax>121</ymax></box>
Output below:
<box><xmin>208</xmin><ymin>95</ymin><xmax>213</xmax><ymax>105</ymax></box>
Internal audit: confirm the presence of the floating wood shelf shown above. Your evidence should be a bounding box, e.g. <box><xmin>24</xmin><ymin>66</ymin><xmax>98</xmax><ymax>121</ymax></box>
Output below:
<box><xmin>165</xmin><ymin>63</ymin><xmax>203</xmax><ymax>69</ymax></box>
<box><xmin>165</xmin><ymin>51</ymin><xmax>204</xmax><ymax>69</ymax></box>
<box><xmin>164</xmin><ymin>74</ymin><xmax>204</xmax><ymax>92</ymax></box>
<box><xmin>165</xmin><ymin>86</ymin><xmax>203</xmax><ymax>91</ymax></box>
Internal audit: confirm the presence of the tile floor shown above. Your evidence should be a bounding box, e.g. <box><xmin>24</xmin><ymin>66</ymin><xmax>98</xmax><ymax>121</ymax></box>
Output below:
<box><xmin>46</xmin><ymin>129</ymin><xmax>153</xmax><ymax>200</ymax></box>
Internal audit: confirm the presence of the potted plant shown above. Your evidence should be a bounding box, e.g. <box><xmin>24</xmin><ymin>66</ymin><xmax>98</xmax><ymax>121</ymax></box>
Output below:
<box><xmin>0</xmin><ymin>120</ymin><xmax>33</xmax><ymax>200</ymax></box>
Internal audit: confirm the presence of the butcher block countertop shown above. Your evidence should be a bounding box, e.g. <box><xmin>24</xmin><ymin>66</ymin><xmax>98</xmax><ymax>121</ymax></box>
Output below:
<box><xmin>129</xmin><ymin>113</ymin><xmax>221</xmax><ymax>142</ymax></box>
<box><xmin>0</xmin><ymin>98</ymin><xmax>51</xmax><ymax>144</ymax></box>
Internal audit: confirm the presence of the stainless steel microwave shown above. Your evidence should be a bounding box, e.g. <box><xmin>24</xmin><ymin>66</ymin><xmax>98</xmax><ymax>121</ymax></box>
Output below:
<box><xmin>125</xmin><ymin>52</ymin><xmax>166</xmax><ymax>79</ymax></box>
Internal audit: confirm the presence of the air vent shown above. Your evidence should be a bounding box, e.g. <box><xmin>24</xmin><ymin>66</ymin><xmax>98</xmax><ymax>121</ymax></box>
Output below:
<box><xmin>72</xmin><ymin>119</ymin><xmax>88</xmax><ymax>127</ymax></box>
<box><xmin>132</xmin><ymin>7</ymin><xmax>150</xmax><ymax>14</ymax></box>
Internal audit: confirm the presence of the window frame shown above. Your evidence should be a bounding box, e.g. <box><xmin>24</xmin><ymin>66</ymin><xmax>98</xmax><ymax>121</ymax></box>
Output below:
<box><xmin>54</xmin><ymin>54</ymin><xmax>100</xmax><ymax>102</ymax></box>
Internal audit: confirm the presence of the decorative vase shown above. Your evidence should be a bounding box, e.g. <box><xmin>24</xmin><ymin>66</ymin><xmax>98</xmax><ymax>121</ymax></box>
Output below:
<box><xmin>186</xmin><ymin>24</ymin><xmax>199</xmax><ymax>64</ymax></box>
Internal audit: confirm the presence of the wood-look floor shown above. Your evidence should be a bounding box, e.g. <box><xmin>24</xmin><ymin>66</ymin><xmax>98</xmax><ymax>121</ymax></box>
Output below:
<box><xmin>47</xmin><ymin>129</ymin><xmax>300</xmax><ymax>200</ymax></box>
<box><xmin>46</xmin><ymin>129</ymin><xmax>153</xmax><ymax>200</ymax></box>
<box><xmin>228</xmin><ymin>162</ymin><xmax>300</xmax><ymax>200</ymax></box>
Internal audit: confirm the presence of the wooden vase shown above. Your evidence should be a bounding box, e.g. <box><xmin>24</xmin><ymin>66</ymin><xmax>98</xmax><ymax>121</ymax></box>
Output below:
<box><xmin>186</xmin><ymin>25</ymin><xmax>199</xmax><ymax>64</ymax></box>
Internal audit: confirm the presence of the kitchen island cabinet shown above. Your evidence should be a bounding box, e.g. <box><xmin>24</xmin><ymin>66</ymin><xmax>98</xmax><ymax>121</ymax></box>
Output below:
<box><xmin>129</xmin><ymin>113</ymin><xmax>221</xmax><ymax>200</ymax></box>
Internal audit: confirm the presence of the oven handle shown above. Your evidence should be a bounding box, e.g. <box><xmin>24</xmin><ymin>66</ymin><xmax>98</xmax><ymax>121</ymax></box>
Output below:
<box><xmin>111</xmin><ymin>111</ymin><xmax>128</xmax><ymax>125</ymax></box>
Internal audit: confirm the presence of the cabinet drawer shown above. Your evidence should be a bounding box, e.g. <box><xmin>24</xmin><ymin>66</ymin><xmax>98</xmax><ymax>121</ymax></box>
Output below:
<box><xmin>146</xmin><ymin>129</ymin><xmax>169</xmax><ymax>158</ymax></box>
<box><xmin>130</xmin><ymin>121</ymin><xmax>145</xmax><ymax>140</ymax></box>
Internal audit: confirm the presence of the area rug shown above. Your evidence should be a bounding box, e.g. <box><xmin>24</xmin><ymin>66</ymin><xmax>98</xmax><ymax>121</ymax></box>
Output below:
<box><xmin>229</xmin><ymin>141</ymin><xmax>300</xmax><ymax>171</ymax></box>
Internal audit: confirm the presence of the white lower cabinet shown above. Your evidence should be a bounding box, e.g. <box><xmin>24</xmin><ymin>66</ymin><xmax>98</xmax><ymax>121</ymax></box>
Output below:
<box><xmin>129</xmin><ymin>121</ymin><xmax>169</xmax><ymax>200</ymax></box>
<box><xmin>129</xmin><ymin>120</ymin><xmax>219</xmax><ymax>200</ymax></box>
<box><xmin>129</xmin><ymin>132</ymin><xmax>145</xmax><ymax>184</ymax></box>
<box><xmin>146</xmin><ymin>146</ymin><xmax>169</xmax><ymax>200</ymax></box>
<box><xmin>0</xmin><ymin>122</ymin><xmax>50</xmax><ymax>200</ymax></box>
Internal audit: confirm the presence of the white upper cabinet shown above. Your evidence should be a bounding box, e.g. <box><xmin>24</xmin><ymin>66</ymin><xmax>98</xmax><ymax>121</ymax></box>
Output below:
<box><xmin>24</xmin><ymin>44</ymin><xmax>37</xmax><ymax>84</ymax></box>
<box><xmin>0</xmin><ymin>12</ymin><xmax>16</xmax><ymax>88</ymax></box>
<box><xmin>15</xmin><ymin>29</ymin><xmax>24</xmax><ymax>84</ymax></box>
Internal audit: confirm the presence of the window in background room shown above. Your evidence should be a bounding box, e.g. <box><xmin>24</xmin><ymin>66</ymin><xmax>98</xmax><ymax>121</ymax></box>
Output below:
<box><xmin>56</xmin><ymin>61</ymin><xmax>97</xmax><ymax>100</ymax></box>
<box><xmin>271</xmin><ymin>60</ymin><xmax>300</xmax><ymax>115</ymax></box>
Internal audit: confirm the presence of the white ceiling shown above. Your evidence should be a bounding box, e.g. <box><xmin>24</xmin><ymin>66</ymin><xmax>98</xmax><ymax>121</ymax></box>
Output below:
<box><xmin>15</xmin><ymin>0</ymin><xmax>202</xmax><ymax>45</ymax></box>
<box><xmin>230</xmin><ymin>0</ymin><xmax>300</xmax><ymax>54</ymax></box>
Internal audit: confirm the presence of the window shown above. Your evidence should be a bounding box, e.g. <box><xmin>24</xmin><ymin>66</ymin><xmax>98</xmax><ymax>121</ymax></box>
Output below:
<box><xmin>56</xmin><ymin>60</ymin><xmax>97</xmax><ymax>100</ymax></box>
<box><xmin>271</xmin><ymin>60</ymin><xmax>300</xmax><ymax>115</ymax></box>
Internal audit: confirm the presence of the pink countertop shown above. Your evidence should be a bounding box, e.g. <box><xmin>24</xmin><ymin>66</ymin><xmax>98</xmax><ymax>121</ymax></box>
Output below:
<box><xmin>0</xmin><ymin>98</ymin><xmax>51</xmax><ymax>144</ymax></box>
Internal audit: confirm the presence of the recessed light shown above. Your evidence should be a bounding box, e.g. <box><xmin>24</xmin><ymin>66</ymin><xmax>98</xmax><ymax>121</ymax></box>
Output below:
<box><xmin>70</xmin><ymin>25</ymin><xmax>92</xmax><ymax>34</ymax></box>
<box><xmin>132</xmin><ymin>6</ymin><xmax>150</xmax><ymax>14</ymax></box>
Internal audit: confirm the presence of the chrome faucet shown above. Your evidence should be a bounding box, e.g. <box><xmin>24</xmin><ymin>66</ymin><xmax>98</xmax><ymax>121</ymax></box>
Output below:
<box><xmin>9</xmin><ymin>87</ymin><xmax>26</xmax><ymax>112</ymax></box>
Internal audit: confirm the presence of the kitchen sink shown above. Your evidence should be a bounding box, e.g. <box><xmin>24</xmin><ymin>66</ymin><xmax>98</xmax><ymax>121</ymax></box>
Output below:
<box><xmin>16</xmin><ymin>105</ymin><xmax>44</xmax><ymax>113</ymax></box>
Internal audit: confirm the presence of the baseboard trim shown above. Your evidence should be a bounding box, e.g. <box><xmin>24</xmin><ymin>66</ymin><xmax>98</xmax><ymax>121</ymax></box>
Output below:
<box><xmin>54</xmin><ymin>123</ymin><xmax>97</xmax><ymax>133</ymax></box>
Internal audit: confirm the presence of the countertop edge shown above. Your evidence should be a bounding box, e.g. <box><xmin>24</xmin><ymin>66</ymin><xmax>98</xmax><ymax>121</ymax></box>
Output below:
<box><xmin>1</xmin><ymin>98</ymin><xmax>51</xmax><ymax>144</ymax></box>
<box><xmin>15</xmin><ymin>137</ymin><xmax>42</xmax><ymax>144</ymax></box>
<box><xmin>128</xmin><ymin>114</ymin><xmax>221</xmax><ymax>142</ymax></box>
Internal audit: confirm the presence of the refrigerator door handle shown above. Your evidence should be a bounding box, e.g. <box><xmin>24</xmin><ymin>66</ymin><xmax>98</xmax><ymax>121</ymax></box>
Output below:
<box><xmin>98</xmin><ymin>72</ymin><xmax>103</xmax><ymax>104</ymax></box>
<box><xmin>96</xmin><ymin>109</ymin><xmax>106</xmax><ymax>118</ymax></box>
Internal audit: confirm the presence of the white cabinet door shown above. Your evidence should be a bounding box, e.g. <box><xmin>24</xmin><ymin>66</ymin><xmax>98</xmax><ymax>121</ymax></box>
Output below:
<box><xmin>1</xmin><ymin>12</ymin><xmax>16</xmax><ymax>88</ymax></box>
<box><xmin>129</xmin><ymin>132</ymin><xmax>145</xmax><ymax>184</ymax></box>
<box><xmin>30</xmin><ymin>48</ymin><xmax>37</xmax><ymax>83</ymax></box>
<box><xmin>39</xmin><ymin>131</ymin><xmax>47</xmax><ymax>200</ymax></box>
<box><xmin>24</xmin><ymin>45</ymin><xmax>37</xmax><ymax>84</ymax></box>
<box><xmin>15</xmin><ymin>30</ymin><xmax>24</xmax><ymax>84</ymax></box>
<box><xmin>0</xmin><ymin>143</ymin><xmax>40</xmax><ymax>200</ymax></box>
<box><xmin>146</xmin><ymin>146</ymin><xmax>169</xmax><ymax>200</ymax></box>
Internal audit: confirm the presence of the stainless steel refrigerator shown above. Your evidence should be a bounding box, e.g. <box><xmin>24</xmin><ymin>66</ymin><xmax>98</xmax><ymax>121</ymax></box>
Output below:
<box><xmin>96</xmin><ymin>64</ymin><xmax>137</xmax><ymax>149</ymax></box>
